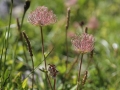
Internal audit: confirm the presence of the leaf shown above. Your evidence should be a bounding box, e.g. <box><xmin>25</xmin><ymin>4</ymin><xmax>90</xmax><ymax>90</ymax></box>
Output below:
<box><xmin>15</xmin><ymin>61</ymin><xmax>24</xmax><ymax>70</ymax></box>
<box><xmin>22</xmin><ymin>78</ymin><xmax>28</xmax><ymax>89</ymax></box>
<box><xmin>4</xmin><ymin>69</ymin><xmax>10</xmax><ymax>80</ymax></box>
<box><xmin>3</xmin><ymin>69</ymin><xmax>11</xmax><ymax>86</ymax></box>
<box><xmin>13</xmin><ymin>72</ymin><xmax>22</xmax><ymax>83</ymax></box>
<box><xmin>70</xmin><ymin>85</ymin><xmax>77</xmax><ymax>90</ymax></box>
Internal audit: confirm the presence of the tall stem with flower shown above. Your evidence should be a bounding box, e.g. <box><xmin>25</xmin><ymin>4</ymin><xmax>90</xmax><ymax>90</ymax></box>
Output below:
<box><xmin>71</xmin><ymin>32</ymin><xmax>95</xmax><ymax>90</ymax></box>
<box><xmin>28</xmin><ymin>6</ymin><xmax>56</xmax><ymax>90</ymax></box>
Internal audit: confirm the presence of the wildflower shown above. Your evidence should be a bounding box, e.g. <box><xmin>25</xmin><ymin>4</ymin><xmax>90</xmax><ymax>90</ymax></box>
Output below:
<box><xmin>71</xmin><ymin>33</ymin><xmax>95</xmax><ymax>53</ymax></box>
<box><xmin>87</xmin><ymin>16</ymin><xmax>99</xmax><ymax>30</ymax></box>
<box><xmin>28</xmin><ymin>6</ymin><xmax>56</xmax><ymax>26</ymax></box>
<box><xmin>65</xmin><ymin>0</ymin><xmax>78</xmax><ymax>7</ymax></box>
<box><xmin>48</xmin><ymin>64</ymin><xmax>58</xmax><ymax>79</ymax></box>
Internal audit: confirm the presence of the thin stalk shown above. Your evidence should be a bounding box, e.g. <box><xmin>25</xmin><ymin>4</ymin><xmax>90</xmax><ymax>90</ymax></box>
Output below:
<box><xmin>46</xmin><ymin>74</ymin><xmax>53</xmax><ymax>90</ymax></box>
<box><xmin>65</xmin><ymin>27</ymin><xmax>68</xmax><ymax>71</ymax></box>
<box><xmin>22</xmin><ymin>31</ymin><xmax>34</xmax><ymax>90</ymax></box>
<box><xmin>19</xmin><ymin>0</ymin><xmax>31</xmax><ymax>63</ymax></box>
<box><xmin>39</xmin><ymin>26</ymin><xmax>46</xmax><ymax>69</ymax></box>
<box><xmin>1</xmin><ymin>1</ymin><xmax>13</xmax><ymax>89</ymax></box>
<box><xmin>86</xmin><ymin>50</ymin><xmax>94</xmax><ymax>70</ymax></box>
<box><xmin>65</xmin><ymin>7</ymin><xmax>70</xmax><ymax>72</ymax></box>
<box><xmin>20</xmin><ymin>10</ymin><xmax>28</xmax><ymax>63</ymax></box>
<box><xmin>39</xmin><ymin>26</ymin><xmax>53</xmax><ymax>90</ymax></box>
<box><xmin>31</xmin><ymin>56</ymin><xmax>34</xmax><ymax>90</ymax></box>
<box><xmin>0</xmin><ymin>28</ymin><xmax>7</xmax><ymax>65</ymax></box>
<box><xmin>26</xmin><ymin>47</ymin><xmax>54</xmax><ymax>78</ymax></box>
<box><xmin>64</xmin><ymin>54</ymin><xmax>80</xmax><ymax>89</ymax></box>
<box><xmin>16</xmin><ymin>0</ymin><xmax>30</xmax><ymax>63</ymax></box>
<box><xmin>53</xmin><ymin>79</ymin><xmax>56</xmax><ymax>90</ymax></box>
<box><xmin>66</xmin><ymin>53</ymin><xmax>80</xmax><ymax>75</ymax></box>
<box><xmin>20</xmin><ymin>10</ymin><xmax>26</xmax><ymax>30</ymax></box>
<box><xmin>0</xmin><ymin>28</ymin><xmax>7</xmax><ymax>90</ymax></box>
<box><xmin>2</xmin><ymin>1</ymin><xmax>13</xmax><ymax>89</ymax></box>
<box><xmin>4</xmin><ymin>0</ymin><xmax>13</xmax><ymax>68</ymax></box>
<box><xmin>77</xmin><ymin>53</ymin><xmax>84</xmax><ymax>90</ymax></box>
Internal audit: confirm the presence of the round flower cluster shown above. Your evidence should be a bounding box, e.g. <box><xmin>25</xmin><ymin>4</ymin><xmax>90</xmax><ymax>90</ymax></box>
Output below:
<box><xmin>28</xmin><ymin>6</ymin><xmax>56</xmax><ymax>26</ymax></box>
<box><xmin>71</xmin><ymin>33</ymin><xmax>95</xmax><ymax>53</ymax></box>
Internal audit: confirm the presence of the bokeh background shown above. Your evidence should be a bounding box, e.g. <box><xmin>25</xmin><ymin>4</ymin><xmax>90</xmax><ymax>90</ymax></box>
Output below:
<box><xmin>0</xmin><ymin>0</ymin><xmax>120</xmax><ymax>90</ymax></box>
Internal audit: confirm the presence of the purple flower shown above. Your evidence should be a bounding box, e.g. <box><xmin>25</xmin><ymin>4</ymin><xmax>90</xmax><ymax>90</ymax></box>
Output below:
<box><xmin>28</xmin><ymin>6</ymin><xmax>56</xmax><ymax>26</ymax></box>
<box><xmin>71</xmin><ymin>33</ymin><xmax>95</xmax><ymax>53</ymax></box>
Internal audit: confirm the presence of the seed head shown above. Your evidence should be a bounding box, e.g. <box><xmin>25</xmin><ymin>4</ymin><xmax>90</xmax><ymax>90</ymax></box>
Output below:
<box><xmin>48</xmin><ymin>64</ymin><xmax>58</xmax><ymax>79</ymax></box>
<box><xmin>24</xmin><ymin>0</ymin><xmax>31</xmax><ymax>12</ymax></box>
<box><xmin>28</xmin><ymin>6</ymin><xmax>56</xmax><ymax>26</ymax></box>
<box><xmin>71</xmin><ymin>33</ymin><xmax>95</xmax><ymax>53</ymax></box>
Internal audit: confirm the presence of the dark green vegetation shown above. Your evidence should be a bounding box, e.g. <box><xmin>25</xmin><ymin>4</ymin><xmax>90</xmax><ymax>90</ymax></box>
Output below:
<box><xmin>0</xmin><ymin>0</ymin><xmax>120</xmax><ymax>90</ymax></box>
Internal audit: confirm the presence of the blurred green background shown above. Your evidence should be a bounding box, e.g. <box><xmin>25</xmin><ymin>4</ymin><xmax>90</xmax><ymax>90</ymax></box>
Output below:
<box><xmin>0</xmin><ymin>0</ymin><xmax>120</xmax><ymax>90</ymax></box>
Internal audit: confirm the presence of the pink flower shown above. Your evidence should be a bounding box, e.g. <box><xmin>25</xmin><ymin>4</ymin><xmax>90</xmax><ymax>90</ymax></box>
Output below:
<box><xmin>71</xmin><ymin>33</ymin><xmax>95</xmax><ymax>53</ymax></box>
<box><xmin>28</xmin><ymin>6</ymin><xmax>56</xmax><ymax>26</ymax></box>
<box><xmin>65</xmin><ymin>0</ymin><xmax>78</xmax><ymax>7</ymax></box>
<box><xmin>87</xmin><ymin>16</ymin><xmax>99</xmax><ymax>30</ymax></box>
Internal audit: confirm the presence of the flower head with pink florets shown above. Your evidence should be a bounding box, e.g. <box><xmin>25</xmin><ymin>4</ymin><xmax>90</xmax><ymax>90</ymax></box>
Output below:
<box><xmin>71</xmin><ymin>33</ymin><xmax>95</xmax><ymax>53</ymax></box>
<box><xmin>28</xmin><ymin>6</ymin><xmax>57</xmax><ymax>26</ymax></box>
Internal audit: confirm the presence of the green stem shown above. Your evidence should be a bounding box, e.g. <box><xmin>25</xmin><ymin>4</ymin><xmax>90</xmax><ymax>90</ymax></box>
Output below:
<box><xmin>31</xmin><ymin>56</ymin><xmax>34</xmax><ymax>90</ymax></box>
<box><xmin>0</xmin><ymin>28</ymin><xmax>7</xmax><ymax>68</ymax></box>
<box><xmin>2</xmin><ymin>1</ymin><xmax>13</xmax><ymax>89</ymax></box>
<box><xmin>77</xmin><ymin>53</ymin><xmax>84</xmax><ymax>90</ymax></box>
<box><xmin>53</xmin><ymin>79</ymin><xmax>56</xmax><ymax>90</ymax></box>
<box><xmin>65</xmin><ymin>27</ymin><xmax>68</xmax><ymax>72</ymax></box>
<box><xmin>46</xmin><ymin>74</ymin><xmax>53</xmax><ymax>90</ymax></box>
<box><xmin>4</xmin><ymin>0</ymin><xmax>13</xmax><ymax>68</ymax></box>
<box><xmin>0</xmin><ymin>30</ymin><xmax>7</xmax><ymax>89</ymax></box>
<box><xmin>66</xmin><ymin>54</ymin><xmax>80</xmax><ymax>75</ymax></box>
<box><xmin>26</xmin><ymin>47</ymin><xmax>54</xmax><ymax>78</ymax></box>
<box><xmin>40</xmin><ymin>26</ymin><xmax>46</xmax><ymax>69</ymax></box>
<box><xmin>39</xmin><ymin>26</ymin><xmax>53</xmax><ymax>90</ymax></box>
<box><xmin>20</xmin><ymin>10</ymin><xmax>28</xmax><ymax>63</ymax></box>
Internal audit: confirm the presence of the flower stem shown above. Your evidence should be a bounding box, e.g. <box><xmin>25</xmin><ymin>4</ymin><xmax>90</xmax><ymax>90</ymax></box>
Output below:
<box><xmin>31</xmin><ymin>57</ymin><xmax>34</xmax><ymax>90</ymax></box>
<box><xmin>53</xmin><ymin>79</ymin><xmax>56</xmax><ymax>90</ymax></box>
<box><xmin>47</xmin><ymin>74</ymin><xmax>53</xmax><ymax>90</ymax></box>
<box><xmin>40</xmin><ymin>26</ymin><xmax>46</xmax><ymax>69</ymax></box>
<box><xmin>66</xmin><ymin>53</ymin><xmax>80</xmax><ymax>75</ymax></box>
<box><xmin>77</xmin><ymin>53</ymin><xmax>84</xmax><ymax>90</ymax></box>
<box><xmin>39</xmin><ymin>26</ymin><xmax>53</xmax><ymax>90</ymax></box>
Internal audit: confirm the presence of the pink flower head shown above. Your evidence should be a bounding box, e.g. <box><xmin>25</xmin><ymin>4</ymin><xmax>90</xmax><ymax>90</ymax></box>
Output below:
<box><xmin>71</xmin><ymin>33</ymin><xmax>95</xmax><ymax>53</ymax></box>
<box><xmin>28</xmin><ymin>6</ymin><xmax>56</xmax><ymax>26</ymax></box>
